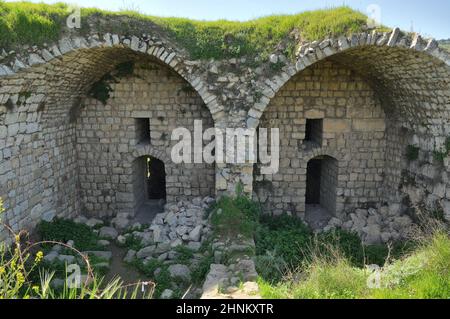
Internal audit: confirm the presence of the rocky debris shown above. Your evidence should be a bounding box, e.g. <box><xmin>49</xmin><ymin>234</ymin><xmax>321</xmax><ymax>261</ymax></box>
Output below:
<box><xmin>124</xmin><ymin>249</ymin><xmax>136</xmax><ymax>263</ymax></box>
<box><xmin>86</xmin><ymin>218</ymin><xmax>103</xmax><ymax>228</ymax></box>
<box><xmin>128</xmin><ymin>196</ymin><xmax>214</xmax><ymax>261</ymax></box>
<box><xmin>83</xmin><ymin>251</ymin><xmax>112</xmax><ymax>261</ymax></box>
<box><xmin>111</xmin><ymin>215</ymin><xmax>131</xmax><ymax>231</ymax></box>
<box><xmin>99</xmin><ymin>226</ymin><xmax>118</xmax><ymax>240</ymax></box>
<box><xmin>97</xmin><ymin>240</ymin><xmax>110</xmax><ymax>247</ymax></box>
<box><xmin>324</xmin><ymin>204</ymin><xmax>413</xmax><ymax>244</ymax></box>
<box><xmin>201</xmin><ymin>238</ymin><xmax>260</xmax><ymax>299</ymax></box>
<box><xmin>168</xmin><ymin>264</ymin><xmax>191</xmax><ymax>282</ymax></box>
<box><xmin>116</xmin><ymin>235</ymin><xmax>126</xmax><ymax>245</ymax></box>
<box><xmin>43</xmin><ymin>251</ymin><xmax>59</xmax><ymax>263</ymax></box>
<box><xmin>201</xmin><ymin>260</ymin><xmax>260</xmax><ymax>299</ymax></box>
<box><xmin>58</xmin><ymin>255</ymin><xmax>75</xmax><ymax>264</ymax></box>
<box><xmin>137</xmin><ymin>246</ymin><xmax>156</xmax><ymax>259</ymax></box>
<box><xmin>160</xmin><ymin>289</ymin><xmax>174</xmax><ymax>299</ymax></box>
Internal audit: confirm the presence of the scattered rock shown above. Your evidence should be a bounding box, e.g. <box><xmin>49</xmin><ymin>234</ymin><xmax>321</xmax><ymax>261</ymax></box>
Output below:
<box><xmin>84</xmin><ymin>251</ymin><xmax>112</xmax><ymax>261</ymax></box>
<box><xmin>74</xmin><ymin>216</ymin><xmax>88</xmax><ymax>224</ymax></box>
<box><xmin>86</xmin><ymin>218</ymin><xmax>103</xmax><ymax>228</ymax></box>
<box><xmin>137</xmin><ymin>246</ymin><xmax>155</xmax><ymax>259</ymax></box>
<box><xmin>161</xmin><ymin>289</ymin><xmax>174</xmax><ymax>299</ymax></box>
<box><xmin>168</xmin><ymin>264</ymin><xmax>191</xmax><ymax>282</ymax></box>
<box><xmin>112</xmin><ymin>217</ymin><xmax>130</xmax><ymax>230</ymax></box>
<box><xmin>99</xmin><ymin>226</ymin><xmax>118</xmax><ymax>240</ymax></box>
<box><xmin>124</xmin><ymin>250</ymin><xmax>136</xmax><ymax>263</ymax></box>
<box><xmin>58</xmin><ymin>255</ymin><xmax>75</xmax><ymax>264</ymax></box>
<box><xmin>117</xmin><ymin>235</ymin><xmax>127</xmax><ymax>245</ymax></box>
<box><xmin>97</xmin><ymin>240</ymin><xmax>110</xmax><ymax>247</ymax></box>
<box><xmin>44</xmin><ymin>251</ymin><xmax>59</xmax><ymax>263</ymax></box>
<box><xmin>187</xmin><ymin>242</ymin><xmax>201</xmax><ymax>252</ymax></box>
<box><xmin>189</xmin><ymin>225</ymin><xmax>202</xmax><ymax>242</ymax></box>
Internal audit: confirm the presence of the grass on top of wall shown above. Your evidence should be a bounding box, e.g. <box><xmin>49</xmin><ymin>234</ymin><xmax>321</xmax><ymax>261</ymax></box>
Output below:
<box><xmin>0</xmin><ymin>1</ymin><xmax>382</xmax><ymax>60</ymax></box>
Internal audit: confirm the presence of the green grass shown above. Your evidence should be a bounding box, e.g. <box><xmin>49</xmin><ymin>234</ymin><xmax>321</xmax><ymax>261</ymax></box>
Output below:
<box><xmin>254</xmin><ymin>214</ymin><xmax>415</xmax><ymax>284</ymax></box>
<box><xmin>210</xmin><ymin>195</ymin><xmax>260</xmax><ymax>239</ymax></box>
<box><xmin>258</xmin><ymin>232</ymin><xmax>450</xmax><ymax>299</ymax></box>
<box><xmin>0</xmin><ymin>1</ymin><xmax>68</xmax><ymax>50</ymax></box>
<box><xmin>0</xmin><ymin>2</ymin><xmax>379</xmax><ymax>60</ymax></box>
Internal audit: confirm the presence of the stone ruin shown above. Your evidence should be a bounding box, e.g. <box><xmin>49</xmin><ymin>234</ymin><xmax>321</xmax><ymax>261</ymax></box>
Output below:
<box><xmin>1</xmin><ymin>20</ymin><xmax>450</xmax><ymax>249</ymax></box>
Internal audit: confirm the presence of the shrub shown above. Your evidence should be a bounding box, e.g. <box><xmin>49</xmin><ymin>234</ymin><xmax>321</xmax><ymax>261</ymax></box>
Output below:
<box><xmin>258</xmin><ymin>232</ymin><xmax>450</xmax><ymax>299</ymax></box>
<box><xmin>255</xmin><ymin>214</ymin><xmax>312</xmax><ymax>268</ymax></box>
<box><xmin>210</xmin><ymin>195</ymin><xmax>259</xmax><ymax>239</ymax></box>
<box><xmin>406</xmin><ymin>145</ymin><xmax>419</xmax><ymax>161</ymax></box>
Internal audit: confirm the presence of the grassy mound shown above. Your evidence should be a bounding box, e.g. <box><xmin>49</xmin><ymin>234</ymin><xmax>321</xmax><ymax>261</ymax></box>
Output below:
<box><xmin>0</xmin><ymin>1</ymin><xmax>378</xmax><ymax>60</ymax></box>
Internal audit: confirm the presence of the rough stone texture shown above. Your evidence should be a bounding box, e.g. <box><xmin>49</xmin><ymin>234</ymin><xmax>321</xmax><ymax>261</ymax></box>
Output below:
<box><xmin>77</xmin><ymin>62</ymin><xmax>215</xmax><ymax>217</ymax></box>
<box><xmin>0</xmin><ymin>29</ymin><xmax>450</xmax><ymax>242</ymax></box>
<box><xmin>254</xmin><ymin>61</ymin><xmax>386</xmax><ymax>217</ymax></box>
<box><xmin>201</xmin><ymin>237</ymin><xmax>260</xmax><ymax>299</ymax></box>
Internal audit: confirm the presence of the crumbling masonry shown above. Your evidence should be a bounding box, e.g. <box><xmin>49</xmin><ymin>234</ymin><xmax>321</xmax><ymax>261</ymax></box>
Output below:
<box><xmin>1</xmin><ymin>23</ymin><xmax>450</xmax><ymax>242</ymax></box>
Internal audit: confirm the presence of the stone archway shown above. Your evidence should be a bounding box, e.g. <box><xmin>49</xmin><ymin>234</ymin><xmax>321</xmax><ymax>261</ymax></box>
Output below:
<box><xmin>132</xmin><ymin>155</ymin><xmax>167</xmax><ymax>218</ymax></box>
<box><xmin>250</xmin><ymin>32</ymin><xmax>450</xmax><ymax>222</ymax></box>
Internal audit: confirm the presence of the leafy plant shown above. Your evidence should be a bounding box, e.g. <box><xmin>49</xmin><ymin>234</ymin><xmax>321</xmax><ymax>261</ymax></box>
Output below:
<box><xmin>406</xmin><ymin>145</ymin><xmax>419</xmax><ymax>161</ymax></box>
<box><xmin>210</xmin><ymin>195</ymin><xmax>259</xmax><ymax>239</ymax></box>
<box><xmin>37</xmin><ymin>219</ymin><xmax>101</xmax><ymax>251</ymax></box>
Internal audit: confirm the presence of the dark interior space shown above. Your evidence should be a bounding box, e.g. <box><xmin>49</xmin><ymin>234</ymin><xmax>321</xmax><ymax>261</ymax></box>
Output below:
<box><xmin>304</xmin><ymin>118</ymin><xmax>323</xmax><ymax>145</ymax></box>
<box><xmin>135</xmin><ymin>118</ymin><xmax>151</xmax><ymax>144</ymax></box>
<box><xmin>147</xmin><ymin>157</ymin><xmax>166</xmax><ymax>200</ymax></box>
<box><xmin>306</xmin><ymin>159</ymin><xmax>322</xmax><ymax>204</ymax></box>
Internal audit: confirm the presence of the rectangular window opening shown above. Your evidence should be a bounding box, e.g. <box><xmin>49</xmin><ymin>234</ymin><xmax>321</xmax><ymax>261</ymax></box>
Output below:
<box><xmin>135</xmin><ymin>118</ymin><xmax>150</xmax><ymax>145</ymax></box>
<box><xmin>304</xmin><ymin>118</ymin><xmax>323</xmax><ymax>146</ymax></box>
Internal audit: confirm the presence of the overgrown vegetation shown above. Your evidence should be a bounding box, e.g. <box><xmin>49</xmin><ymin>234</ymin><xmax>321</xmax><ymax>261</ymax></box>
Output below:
<box><xmin>254</xmin><ymin>215</ymin><xmax>414</xmax><ymax>284</ymax></box>
<box><xmin>0</xmin><ymin>198</ymin><xmax>151</xmax><ymax>299</ymax></box>
<box><xmin>406</xmin><ymin>145</ymin><xmax>420</xmax><ymax>161</ymax></box>
<box><xmin>88</xmin><ymin>61</ymin><xmax>134</xmax><ymax>104</ymax></box>
<box><xmin>209</xmin><ymin>194</ymin><xmax>260</xmax><ymax>239</ymax></box>
<box><xmin>37</xmin><ymin>218</ymin><xmax>101</xmax><ymax>251</ymax></box>
<box><xmin>0</xmin><ymin>1</ymin><xmax>381</xmax><ymax>60</ymax></box>
<box><xmin>258</xmin><ymin>231</ymin><xmax>450</xmax><ymax>299</ymax></box>
<box><xmin>432</xmin><ymin>137</ymin><xmax>450</xmax><ymax>164</ymax></box>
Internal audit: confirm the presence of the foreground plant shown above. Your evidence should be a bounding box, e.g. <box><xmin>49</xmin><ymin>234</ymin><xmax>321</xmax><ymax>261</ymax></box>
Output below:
<box><xmin>0</xmin><ymin>197</ymin><xmax>154</xmax><ymax>299</ymax></box>
<box><xmin>258</xmin><ymin>230</ymin><xmax>450</xmax><ymax>299</ymax></box>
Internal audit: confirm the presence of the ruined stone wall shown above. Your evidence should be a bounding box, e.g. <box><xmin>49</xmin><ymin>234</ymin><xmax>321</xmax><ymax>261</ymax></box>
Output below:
<box><xmin>76</xmin><ymin>61</ymin><xmax>215</xmax><ymax>217</ymax></box>
<box><xmin>254</xmin><ymin>61</ymin><xmax>387</xmax><ymax>217</ymax></box>
<box><xmin>1</xmin><ymin>29</ymin><xmax>450</xmax><ymax>242</ymax></box>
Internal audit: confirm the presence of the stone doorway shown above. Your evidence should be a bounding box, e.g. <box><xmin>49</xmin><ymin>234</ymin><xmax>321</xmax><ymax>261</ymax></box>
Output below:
<box><xmin>305</xmin><ymin>155</ymin><xmax>338</xmax><ymax>229</ymax></box>
<box><xmin>132</xmin><ymin>156</ymin><xmax>166</xmax><ymax>220</ymax></box>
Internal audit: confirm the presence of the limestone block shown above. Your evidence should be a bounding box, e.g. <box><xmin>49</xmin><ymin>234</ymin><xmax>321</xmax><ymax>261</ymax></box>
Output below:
<box><xmin>324</xmin><ymin>119</ymin><xmax>351</xmax><ymax>133</ymax></box>
<box><xmin>352</xmin><ymin>119</ymin><xmax>386</xmax><ymax>132</ymax></box>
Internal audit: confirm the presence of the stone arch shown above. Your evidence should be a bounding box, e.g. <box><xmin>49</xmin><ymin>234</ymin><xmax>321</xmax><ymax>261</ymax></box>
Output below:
<box><xmin>250</xmin><ymin>30</ymin><xmax>450</xmax><ymax>223</ymax></box>
<box><xmin>0</xmin><ymin>35</ymin><xmax>220</xmax><ymax>230</ymax></box>
<box><xmin>247</xmin><ymin>29</ymin><xmax>450</xmax><ymax>130</ymax></box>
<box><xmin>0</xmin><ymin>34</ymin><xmax>223</xmax><ymax>121</ymax></box>
<box><xmin>127</xmin><ymin>145</ymin><xmax>172</xmax><ymax>168</ymax></box>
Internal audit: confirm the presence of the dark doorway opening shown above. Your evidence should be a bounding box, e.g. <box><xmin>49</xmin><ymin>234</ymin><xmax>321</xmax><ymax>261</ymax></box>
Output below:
<box><xmin>305</xmin><ymin>155</ymin><xmax>339</xmax><ymax>230</ymax></box>
<box><xmin>147</xmin><ymin>157</ymin><xmax>166</xmax><ymax>200</ymax></box>
<box><xmin>306</xmin><ymin>159</ymin><xmax>322</xmax><ymax>204</ymax></box>
<box><xmin>305</xmin><ymin>155</ymin><xmax>338</xmax><ymax>213</ymax></box>
<box><xmin>133</xmin><ymin>156</ymin><xmax>166</xmax><ymax>218</ymax></box>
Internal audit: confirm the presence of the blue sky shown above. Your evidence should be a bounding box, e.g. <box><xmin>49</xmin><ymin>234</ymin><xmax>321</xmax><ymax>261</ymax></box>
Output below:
<box><xmin>6</xmin><ymin>0</ymin><xmax>450</xmax><ymax>39</ymax></box>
